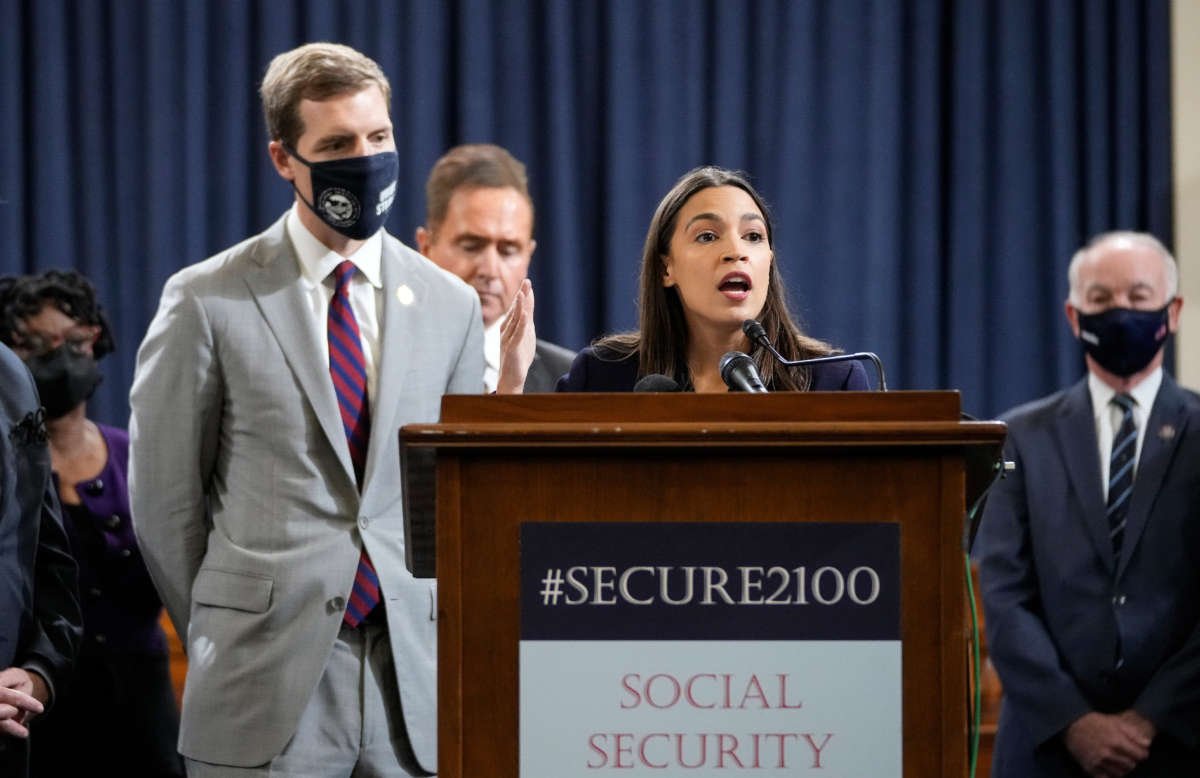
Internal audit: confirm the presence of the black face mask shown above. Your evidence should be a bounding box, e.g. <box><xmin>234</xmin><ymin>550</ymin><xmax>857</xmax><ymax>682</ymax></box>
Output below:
<box><xmin>1076</xmin><ymin>302</ymin><xmax>1172</xmax><ymax>377</ymax></box>
<box><xmin>25</xmin><ymin>346</ymin><xmax>103</xmax><ymax>419</ymax></box>
<box><xmin>285</xmin><ymin>146</ymin><xmax>398</xmax><ymax>240</ymax></box>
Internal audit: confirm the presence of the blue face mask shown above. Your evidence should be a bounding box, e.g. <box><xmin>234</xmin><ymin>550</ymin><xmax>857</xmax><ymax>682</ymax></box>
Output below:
<box><xmin>286</xmin><ymin>146</ymin><xmax>398</xmax><ymax>240</ymax></box>
<box><xmin>1076</xmin><ymin>302</ymin><xmax>1172</xmax><ymax>377</ymax></box>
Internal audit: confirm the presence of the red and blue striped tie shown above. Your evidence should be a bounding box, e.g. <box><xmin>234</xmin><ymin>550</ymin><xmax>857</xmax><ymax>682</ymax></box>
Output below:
<box><xmin>329</xmin><ymin>260</ymin><xmax>380</xmax><ymax>627</ymax></box>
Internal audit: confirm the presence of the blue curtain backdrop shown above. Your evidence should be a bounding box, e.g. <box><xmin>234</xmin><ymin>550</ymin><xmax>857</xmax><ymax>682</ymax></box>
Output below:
<box><xmin>0</xmin><ymin>0</ymin><xmax>1172</xmax><ymax>424</ymax></box>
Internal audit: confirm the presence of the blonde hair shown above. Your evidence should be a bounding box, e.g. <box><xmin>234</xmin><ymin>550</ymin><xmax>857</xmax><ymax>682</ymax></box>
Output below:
<box><xmin>260</xmin><ymin>42</ymin><xmax>391</xmax><ymax>149</ymax></box>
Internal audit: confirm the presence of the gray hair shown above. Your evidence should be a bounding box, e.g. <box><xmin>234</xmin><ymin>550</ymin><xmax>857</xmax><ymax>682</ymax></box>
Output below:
<box><xmin>1067</xmin><ymin>231</ymin><xmax>1178</xmax><ymax>305</ymax></box>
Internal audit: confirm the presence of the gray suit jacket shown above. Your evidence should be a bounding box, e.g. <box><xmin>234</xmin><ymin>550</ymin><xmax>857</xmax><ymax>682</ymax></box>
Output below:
<box><xmin>129</xmin><ymin>214</ymin><xmax>483</xmax><ymax>770</ymax></box>
<box><xmin>523</xmin><ymin>339</ymin><xmax>575</xmax><ymax>393</ymax></box>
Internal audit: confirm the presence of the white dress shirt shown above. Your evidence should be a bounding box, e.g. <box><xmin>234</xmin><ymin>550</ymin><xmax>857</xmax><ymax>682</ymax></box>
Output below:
<box><xmin>1088</xmin><ymin>366</ymin><xmax>1162</xmax><ymax>500</ymax></box>
<box><xmin>482</xmin><ymin>315</ymin><xmax>505</xmax><ymax>393</ymax></box>
<box><xmin>286</xmin><ymin>205</ymin><xmax>384</xmax><ymax>411</ymax></box>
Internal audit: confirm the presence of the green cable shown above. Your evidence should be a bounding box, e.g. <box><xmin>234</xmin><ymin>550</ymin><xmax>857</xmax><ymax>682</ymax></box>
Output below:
<box><xmin>965</xmin><ymin>549</ymin><xmax>981</xmax><ymax>778</ymax></box>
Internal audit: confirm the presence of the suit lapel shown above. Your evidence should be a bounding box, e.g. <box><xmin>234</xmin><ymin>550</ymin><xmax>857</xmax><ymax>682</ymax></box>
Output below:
<box><xmin>1053</xmin><ymin>380</ymin><xmax>1115</xmax><ymax>572</ymax></box>
<box><xmin>527</xmin><ymin>351</ymin><xmax>547</xmax><ymax>390</ymax></box>
<box><xmin>360</xmin><ymin>239</ymin><xmax>429</xmax><ymax>498</ymax></box>
<box><xmin>244</xmin><ymin>216</ymin><xmax>357</xmax><ymax>487</ymax></box>
<box><xmin>1117</xmin><ymin>375</ymin><xmax>1189</xmax><ymax>580</ymax></box>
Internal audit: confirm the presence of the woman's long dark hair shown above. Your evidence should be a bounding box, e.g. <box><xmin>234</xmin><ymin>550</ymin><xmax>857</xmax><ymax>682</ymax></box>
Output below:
<box><xmin>593</xmin><ymin>166</ymin><xmax>837</xmax><ymax>390</ymax></box>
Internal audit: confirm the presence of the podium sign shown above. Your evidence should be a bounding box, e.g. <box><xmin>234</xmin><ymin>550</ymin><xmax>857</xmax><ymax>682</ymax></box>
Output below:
<box><xmin>519</xmin><ymin>522</ymin><xmax>902</xmax><ymax>775</ymax></box>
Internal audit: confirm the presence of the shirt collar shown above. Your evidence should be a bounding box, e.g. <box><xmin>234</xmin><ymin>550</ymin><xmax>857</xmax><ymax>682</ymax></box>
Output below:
<box><xmin>483</xmin><ymin>313</ymin><xmax>505</xmax><ymax>372</ymax></box>
<box><xmin>1088</xmin><ymin>365</ymin><xmax>1163</xmax><ymax>419</ymax></box>
<box><xmin>286</xmin><ymin>204</ymin><xmax>383</xmax><ymax>289</ymax></box>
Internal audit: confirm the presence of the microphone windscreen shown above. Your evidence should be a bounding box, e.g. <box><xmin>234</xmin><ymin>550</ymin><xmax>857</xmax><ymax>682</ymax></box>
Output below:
<box><xmin>719</xmin><ymin>351</ymin><xmax>769</xmax><ymax>393</ymax></box>
<box><xmin>742</xmin><ymin>319</ymin><xmax>768</xmax><ymax>343</ymax></box>
<box><xmin>633</xmin><ymin>373</ymin><xmax>681</xmax><ymax>392</ymax></box>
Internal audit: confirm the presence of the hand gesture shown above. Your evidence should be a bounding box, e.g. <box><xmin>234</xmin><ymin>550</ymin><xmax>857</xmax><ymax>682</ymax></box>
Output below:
<box><xmin>497</xmin><ymin>279</ymin><xmax>537</xmax><ymax>394</ymax></box>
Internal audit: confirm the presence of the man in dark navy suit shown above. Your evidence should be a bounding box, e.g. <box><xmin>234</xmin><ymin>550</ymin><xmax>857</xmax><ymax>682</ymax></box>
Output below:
<box><xmin>977</xmin><ymin>232</ymin><xmax>1200</xmax><ymax>777</ymax></box>
<box><xmin>0</xmin><ymin>342</ymin><xmax>80</xmax><ymax>775</ymax></box>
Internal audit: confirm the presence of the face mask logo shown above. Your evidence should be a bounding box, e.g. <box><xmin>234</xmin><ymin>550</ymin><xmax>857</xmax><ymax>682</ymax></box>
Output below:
<box><xmin>1076</xmin><ymin>301</ymin><xmax>1172</xmax><ymax>377</ymax></box>
<box><xmin>285</xmin><ymin>145</ymin><xmax>399</xmax><ymax>240</ymax></box>
<box><xmin>319</xmin><ymin>189</ymin><xmax>359</xmax><ymax>227</ymax></box>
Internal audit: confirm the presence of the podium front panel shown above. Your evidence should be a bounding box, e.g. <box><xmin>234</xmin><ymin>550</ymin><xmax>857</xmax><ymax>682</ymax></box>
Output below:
<box><xmin>433</xmin><ymin>443</ymin><xmax>971</xmax><ymax>778</ymax></box>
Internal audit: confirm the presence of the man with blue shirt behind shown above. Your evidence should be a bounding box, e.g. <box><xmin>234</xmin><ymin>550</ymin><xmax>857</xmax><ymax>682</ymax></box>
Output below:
<box><xmin>977</xmin><ymin>231</ymin><xmax>1200</xmax><ymax>777</ymax></box>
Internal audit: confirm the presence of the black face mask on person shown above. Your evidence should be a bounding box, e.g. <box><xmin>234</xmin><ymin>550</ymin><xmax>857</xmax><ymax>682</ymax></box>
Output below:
<box><xmin>25</xmin><ymin>346</ymin><xmax>103</xmax><ymax>419</ymax></box>
<box><xmin>285</xmin><ymin>146</ymin><xmax>399</xmax><ymax>240</ymax></box>
<box><xmin>1075</xmin><ymin>301</ymin><xmax>1173</xmax><ymax>377</ymax></box>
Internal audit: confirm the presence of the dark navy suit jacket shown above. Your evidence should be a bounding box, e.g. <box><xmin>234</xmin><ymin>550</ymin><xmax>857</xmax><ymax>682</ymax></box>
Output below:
<box><xmin>58</xmin><ymin>424</ymin><xmax>167</xmax><ymax>656</ymax></box>
<box><xmin>0</xmin><ymin>344</ymin><xmax>80</xmax><ymax>773</ymax></box>
<box><xmin>976</xmin><ymin>374</ymin><xmax>1200</xmax><ymax>776</ymax></box>
<box><xmin>556</xmin><ymin>346</ymin><xmax>870</xmax><ymax>392</ymax></box>
<box><xmin>523</xmin><ymin>339</ymin><xmax>575</xmax><ymax>393</ymax></box>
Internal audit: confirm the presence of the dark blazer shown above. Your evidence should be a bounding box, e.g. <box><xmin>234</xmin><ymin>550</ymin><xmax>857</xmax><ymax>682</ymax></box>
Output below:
<box><xmin>556</xmin><ymin>346</ymin><xmax>870</xmax><ymax>392</ymax></box>
<box><xmin>55</xmin><ymin>425</ymin><xmax>165</xmax><ymax>656</ymax></box>
<box><xmin>976</xmin><ymin>374</ymin><xmax>1200</xmax><ymax>777</ymax></box>
<box><xmin>523</xmin><ymin>339</ymin><xmax>575</xmax><ymax>393</ymax></box>
<box><xmin>0</xmin><ymin>345</ymin><xmax>81</xmax><ymax>774</ymax></box>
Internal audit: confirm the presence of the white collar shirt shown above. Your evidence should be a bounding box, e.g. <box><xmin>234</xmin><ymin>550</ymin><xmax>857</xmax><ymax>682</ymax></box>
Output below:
<box><xmin>286</xmin><ymin>204</ymin><xmax>384</xmax><ymax>410</ymax></box>
<box><xmin>482</xmin><ymin>314</ymin><xmax>505</xmax><ymax>394</ymax></box>
<box><xmin>1089</xmin><ymin>366</ymin><xmax>1162</xmax><ymax>500</ymax></box>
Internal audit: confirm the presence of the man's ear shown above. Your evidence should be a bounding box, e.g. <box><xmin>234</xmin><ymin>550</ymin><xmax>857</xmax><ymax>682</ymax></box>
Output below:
<box><xmin>268</xmin><ymin>141</ymin><xmax>295</xmax><ymax>182</ymax></box>
<box><xmin>1168</xmin><ymin>295</ymin><xmax>1184</xmax><ymax>333</ymax></box>
<box><xmin>415</xmin><ymin>226</ymin><xmax>432</xmax><ymax>257</ymax></box>
<box><xmin>1064</xmin><ymin>300</ymin><xmax>1081</xmax><ymax>338</ymax></box>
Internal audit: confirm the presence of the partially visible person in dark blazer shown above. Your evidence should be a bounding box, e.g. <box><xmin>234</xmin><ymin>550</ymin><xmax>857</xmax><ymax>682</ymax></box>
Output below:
<box><xmin>976</xmin><ymin>231</ymin><xmax>1200</xmax><ymax>777</ymax></box>
<box><xmin>503</xmin><ymin>165</ymin><xmax>867</xmax><ymax>392</ymax></box>
<box><xmin>415</xmin><ymin>143</ymin><xmax>574</xmax><ymax>393</ymax></box>
<box><xmin>0</xmin><ymin>271</ymin><xmax>183</xmax><ymax>777</ymax></box>
<box><xmin>0</xmin><ymin>341</ymin><xmax>80</xmax><ymax>777</ymax></box>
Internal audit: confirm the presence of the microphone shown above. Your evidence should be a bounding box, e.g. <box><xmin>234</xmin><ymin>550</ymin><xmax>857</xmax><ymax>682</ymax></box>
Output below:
<box><xmin>633</xmin><ymin>373</ymin><xmax>681</xmax><ymax>392</ymax></box>
<box><xmin>742</xmin><ymin>320</ymin><xmax>888</xmax><ymax>391</ymax></box>
<box><xmin>719</xmin><ymin>351</ymin><xmax>769</xmax><ymax>393</ymax></box>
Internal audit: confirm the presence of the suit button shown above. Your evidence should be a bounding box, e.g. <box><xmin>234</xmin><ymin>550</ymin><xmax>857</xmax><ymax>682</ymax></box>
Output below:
<box><xmin>88</xmin><ymin>587</ymin><xmax>102</xmax><ymax>598</ymax></box>
<box><xmin>86</xmin><ymin>479</ymin><xmax>104</xmax><ymax>495</ymax></box>
<box><xmin>94</xmin><ymin>634</ymin><xmax>107</xmax><ymax>644</ymax></box>
<box><xmin>359</xmin><ymin>518</ymin><xmax>369</xmax><ymax>529</ymax></box>
<box><xmin>1112</xmin><ymin>595</ymin><xmax>1127</xmax><ymax>606</ymax></box>
<box><xmin>328</xmin><ymin>596</ymin><xmax>346</xmax><ymax>614</ymax></box>
<box><xmin>105</xmin><ymin>514</ymin><xmax>121</xmax><ymax>529</ymax></box>
<box><xmin>118</xmin><ymin>548</ymin><xmax>132</xmax><ymax>558</ymax></box>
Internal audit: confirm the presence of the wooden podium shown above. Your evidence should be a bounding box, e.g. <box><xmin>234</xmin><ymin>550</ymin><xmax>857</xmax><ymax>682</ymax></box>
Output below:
<box><xmin>399</xmin><ymin>391</ymin><xmax>1005</xmax><ymax>777</ymax></box>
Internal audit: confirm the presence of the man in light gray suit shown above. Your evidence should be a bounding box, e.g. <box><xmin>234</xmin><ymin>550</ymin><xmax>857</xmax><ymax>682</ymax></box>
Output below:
<box><xmin>415</xmin><ymin>144</ymin><xmax>574</xmax><ymax>393</ymax></box>
<box><xmin>129</xmin><ymin>43</ymin><xmax>482</xmax><ymax>776</ymax></box>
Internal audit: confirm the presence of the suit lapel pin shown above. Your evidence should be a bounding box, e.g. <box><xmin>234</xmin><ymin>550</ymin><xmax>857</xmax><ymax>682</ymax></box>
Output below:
<box><xmin>1158</xmin><ymin>424</ymin><xmax>1175</xmax><ymax>441</ymax></box>
<box><xmin>396</xmin><ymin>284</ymin><xmax>415</xmax><ymax>306</ymax></box>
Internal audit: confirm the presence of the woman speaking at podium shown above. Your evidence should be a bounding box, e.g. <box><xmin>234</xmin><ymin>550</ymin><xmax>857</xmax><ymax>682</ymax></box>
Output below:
<box><xmin>500</xmin><ymin>165</ymin><xmax>868</xmax><ymax>393</ymax></box>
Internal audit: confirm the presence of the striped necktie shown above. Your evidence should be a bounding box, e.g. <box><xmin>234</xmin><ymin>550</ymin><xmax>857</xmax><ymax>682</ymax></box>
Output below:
<box><xmin>1106</xmin><ymin>393</ymin><xmax>1137</xmax><ymax>561</ymax></box>
<box><xmin>329</xmin><ymin>260</ymin><xmax>380</xmax><ymax>627</ymax></box>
